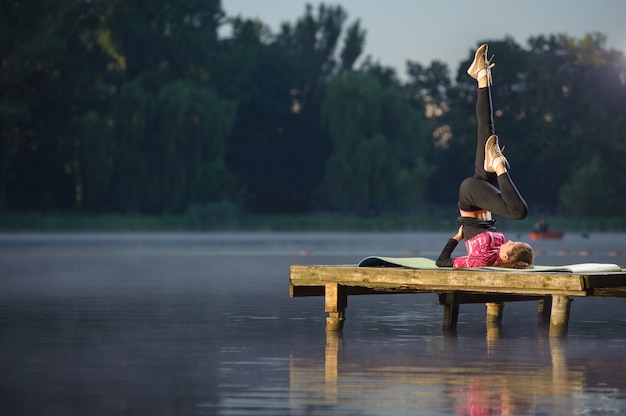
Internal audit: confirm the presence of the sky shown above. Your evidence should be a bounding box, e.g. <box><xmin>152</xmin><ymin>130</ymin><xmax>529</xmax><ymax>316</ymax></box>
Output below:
<box><xmin>221</xmin><ymin>0</ymin><xmax>626</xmax><ymax>78</ymax></box>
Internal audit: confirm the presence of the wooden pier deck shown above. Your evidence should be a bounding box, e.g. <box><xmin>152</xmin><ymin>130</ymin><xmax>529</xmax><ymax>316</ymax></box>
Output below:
<box><xmin>289</xmin><ymin>263</ymin><xmax>626</xmax><ymax>337</ymax></box>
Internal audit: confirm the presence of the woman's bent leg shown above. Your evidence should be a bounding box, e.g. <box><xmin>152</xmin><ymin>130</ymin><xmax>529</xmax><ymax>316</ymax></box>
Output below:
<box><xmin>496</xmin><ymin>173</ymin><xmax>528</xmax><ymax>219</ymax></box>
<box><xmin>458</xmin><ymin>176</ymin><xmax>528</xmax><ymax>220</ymax></box>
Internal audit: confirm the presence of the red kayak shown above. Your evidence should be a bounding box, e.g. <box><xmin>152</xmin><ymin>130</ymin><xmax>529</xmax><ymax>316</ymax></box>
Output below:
<box><xmin>529</xmin><ymin>231</ymin><xmax>564</xmax><ymax>240</ymax></box>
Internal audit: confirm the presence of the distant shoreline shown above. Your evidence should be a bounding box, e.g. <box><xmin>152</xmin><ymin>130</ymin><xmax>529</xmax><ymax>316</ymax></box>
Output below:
<box><xmin>1</xmin><ymin>212</ymin><xmax>625</xmax><ymax>233</ymax></box>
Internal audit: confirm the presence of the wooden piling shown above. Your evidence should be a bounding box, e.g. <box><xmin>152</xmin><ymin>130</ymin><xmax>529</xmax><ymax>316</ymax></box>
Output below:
<box><xmin>325</xmin><ymin>283</ymin><xmax>347</xmax><ymax>331</ymax></box>
<box><xmin>439</xmin><ymin>293</ymin><xmax>459</xmax><ymax>331</ymax></box>
<box><xmin>486</xmin><ymin>302</ymin><xmax>504</xmax><ymax>324</ymax></box>
<box><xmin>549</xmin><ymin>295</ymin><xmax>572</xmax><ymax>337</ymax></box>
<box><xmin>537</xmin><ymin>296</ymin><xmax>552</xmax><ymax>329</ymax></box>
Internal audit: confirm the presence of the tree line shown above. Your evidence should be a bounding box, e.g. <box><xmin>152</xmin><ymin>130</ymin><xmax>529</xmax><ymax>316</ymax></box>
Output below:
<box><xmin>2</xmin><ymin>1</ymin><xmax>625</xmax><ymax>218</ymax></box>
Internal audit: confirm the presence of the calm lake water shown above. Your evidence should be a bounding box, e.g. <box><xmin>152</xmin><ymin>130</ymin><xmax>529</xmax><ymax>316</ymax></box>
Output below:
<box><xmin>1</xmin><ymin>231</ymin><xmax>625</xmax><ymax>415</ymax></box>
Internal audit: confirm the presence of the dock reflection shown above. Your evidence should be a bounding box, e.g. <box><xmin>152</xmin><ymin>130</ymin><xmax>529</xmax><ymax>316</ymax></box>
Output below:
<box><xmin>290</xmin><ymin>331</ymin><xmax>587</xmax><ymax>414</ymax></box>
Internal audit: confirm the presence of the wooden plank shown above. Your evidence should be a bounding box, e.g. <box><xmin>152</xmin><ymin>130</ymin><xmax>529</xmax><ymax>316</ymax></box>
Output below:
<box><xmin>290</xmin><ymin>265</ymin><xmax>589</xmax><ymax>295</ymax></box>
<box><xmin>290</xmin><ymin>265</ymin><xmax>587</xmax><ymax>291</ymax></box>
<box><xmin>439</xmin><ymin>293</ymin><xmax>544</xmax><ymax>304</ymax></box>
<box><xmin>589</xmin><ymin>287</ymin><xmax>626</xmax><ymax>297</ymax></box>
<box><xmin>290</xmin><ymin>285</ymin><xmax>324</xmax><ymax>297</ymax></box>
<box><xmin>584</xmin><ymin>273</ymin><xmax>626</xmax><ymax>289</ymax></box>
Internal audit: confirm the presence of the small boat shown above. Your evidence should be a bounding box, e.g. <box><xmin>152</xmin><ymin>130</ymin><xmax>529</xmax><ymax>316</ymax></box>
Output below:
<box><xmin>529</xmin><ymin>231</ymin><xmax>564</xmax><ymax>240</ymax></box>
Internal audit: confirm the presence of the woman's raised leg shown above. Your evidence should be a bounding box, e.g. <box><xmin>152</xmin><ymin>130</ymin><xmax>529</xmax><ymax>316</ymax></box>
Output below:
<box><xmin>468</xmin><ymin>44</ymin><xmax>497</xmax><ymax>184</ymax></box>
<box><xmin>458</xmin><ymin>44</ymin><xmax>528</xmax><ymax>220</ymax></box>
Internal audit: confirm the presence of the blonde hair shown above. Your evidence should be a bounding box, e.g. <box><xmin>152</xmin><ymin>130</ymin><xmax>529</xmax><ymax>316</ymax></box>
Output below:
<box><xmin>499</xmin><ymin>242</ymin><xmax>534</xmax><ymax>269</ymax></box>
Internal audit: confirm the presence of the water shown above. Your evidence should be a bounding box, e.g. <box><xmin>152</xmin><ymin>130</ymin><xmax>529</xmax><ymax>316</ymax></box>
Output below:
<box><xmin>1</xmin><ymin>231</ymin><xmax>625</xmax><ymax>415</ymax></box>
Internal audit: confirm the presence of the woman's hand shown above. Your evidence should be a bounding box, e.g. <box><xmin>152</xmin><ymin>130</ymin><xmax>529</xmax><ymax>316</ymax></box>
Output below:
<box><xmin>453</xmin><ymin>225</ymin><xmax>463</xmax><ymax>242</ymax></box>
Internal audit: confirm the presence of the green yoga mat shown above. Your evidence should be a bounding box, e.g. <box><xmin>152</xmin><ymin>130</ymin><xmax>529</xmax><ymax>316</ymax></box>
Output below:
<box><xmin>358</xmin><ymin>256</ymin><xmax>622</xmax><ymax>273</ymax></box>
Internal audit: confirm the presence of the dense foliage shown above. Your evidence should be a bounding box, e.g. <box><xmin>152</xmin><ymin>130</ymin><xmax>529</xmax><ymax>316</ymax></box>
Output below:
<box><xmin>2</xmin><ymin>1</ymin><xmax>625</xmax><ymax>218</ymax></box>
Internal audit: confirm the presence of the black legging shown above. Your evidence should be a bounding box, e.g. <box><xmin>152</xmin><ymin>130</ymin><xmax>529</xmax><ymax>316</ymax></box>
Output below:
<box><xmin>457</xmin><ymin>86</ymin><xmax>528</xmax><ymax>221</ymax></box>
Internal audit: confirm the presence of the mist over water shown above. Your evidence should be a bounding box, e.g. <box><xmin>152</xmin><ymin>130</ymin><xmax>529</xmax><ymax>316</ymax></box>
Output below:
<box><xmin>1</xmin><ymin>232</ymin><xmax>625</xmax><ymax>415</ymax></box>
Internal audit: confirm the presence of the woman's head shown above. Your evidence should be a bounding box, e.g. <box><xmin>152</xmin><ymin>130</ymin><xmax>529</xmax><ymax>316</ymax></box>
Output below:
<box><xmin>498</xmin><ymin>240</ymin><xmax>534</xmax><ymax>269</ymax></box>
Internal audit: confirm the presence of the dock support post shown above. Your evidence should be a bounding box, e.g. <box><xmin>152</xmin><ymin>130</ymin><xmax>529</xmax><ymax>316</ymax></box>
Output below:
<box><xmin>537</xmin><ymin>296</ymin><xmax>552</xmax><ymax>329</ymax></box>
<box><xmin>485</xmin><ymin>303</ymin><xmax>504</xmax><ymax>345</ymax></box>
<box><xmin>325</xmin><ymin>283</ymin><xmax>347</xmax><ymax>331</ymax></box>
<box><xmin>485</xmin><ymin>302</ymin><xmax>504</xmax><ymax>324</ymax></box>
<box><xmin>549</xmin><ymin>295</ymin><xmax>572</xmax><ymax>337</ymax></box>
<box><xmin>440</xmin><ymin>293</ymin><xmax>460</xmax><ymax>332</ymax></box>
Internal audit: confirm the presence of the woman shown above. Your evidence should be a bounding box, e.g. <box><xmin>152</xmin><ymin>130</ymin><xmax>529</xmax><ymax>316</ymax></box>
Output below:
<box><xmin>436</xmin><ymin>44</ymin><xmax>533</xmax><ymax>269</ymax></box>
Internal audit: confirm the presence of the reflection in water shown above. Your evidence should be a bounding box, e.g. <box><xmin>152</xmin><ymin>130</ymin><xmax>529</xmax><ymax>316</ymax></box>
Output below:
<box><xmin>289</xmin><ymin>333</ymin><xmax>594</xmax><ymax>415</ymax></box>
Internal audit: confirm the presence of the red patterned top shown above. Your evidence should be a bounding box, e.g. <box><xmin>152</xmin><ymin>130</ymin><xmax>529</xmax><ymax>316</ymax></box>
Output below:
<box><xmin>453</xmin><ymin>231</ymin><xmax>505</xmax><ymax>268</ymax></box>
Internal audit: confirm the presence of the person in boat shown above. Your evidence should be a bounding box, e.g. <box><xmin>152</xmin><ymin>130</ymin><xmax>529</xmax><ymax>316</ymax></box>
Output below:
<box><xmin>534</xmin><ymin>218</ymin><xmax>549</xmax><ymax>232</ymax></box>
<box><xmin>436</xmin><ymin>44</ymin><xmax>534</xmax><ymax>269</ymax></box>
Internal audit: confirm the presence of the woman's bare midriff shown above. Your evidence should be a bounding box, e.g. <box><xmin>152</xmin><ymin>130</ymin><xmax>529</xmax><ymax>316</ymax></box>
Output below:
<box><xmin>459</xmin><ymin>209</ymin><xmax>492</xmax><ymax>220</ymax></box>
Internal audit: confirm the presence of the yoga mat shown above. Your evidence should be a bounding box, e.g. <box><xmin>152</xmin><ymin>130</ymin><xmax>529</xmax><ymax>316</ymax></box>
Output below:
<box><xmin>358</xmin><ymin>256</ymin><xmax>622</xmax><ymax>273</ymax></box>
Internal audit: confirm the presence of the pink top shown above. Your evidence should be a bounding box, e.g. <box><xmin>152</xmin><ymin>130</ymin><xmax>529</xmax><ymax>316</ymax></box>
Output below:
<box><xmin>453</xmin><ymin>231</ymin><xmax>505</xmax><ymax>268</ymax></box>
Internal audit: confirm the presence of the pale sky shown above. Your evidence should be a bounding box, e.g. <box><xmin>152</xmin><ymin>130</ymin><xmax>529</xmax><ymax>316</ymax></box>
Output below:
<box><xmin>221</xmin><ymin>0</ymin><xmax>626</xmax><ymax>78</ymax></box>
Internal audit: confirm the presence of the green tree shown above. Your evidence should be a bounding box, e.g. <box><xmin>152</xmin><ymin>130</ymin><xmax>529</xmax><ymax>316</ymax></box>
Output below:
<box><xmin>94</xmin><ymin>0</ymin><xmax>236</xmax><ymax>214</ymax></box>
<box><xmin>405</xmin><ymin>59</ymin><xmax>459</xmax><ymax>203</ymax></box>
<box><xmin>339</xmin><ymin>20</ymin><xmax>366</xmax><ymax>72</ymax></box>
<box><xmin>69</xmin><ymin>111</ymin><xmax>115</xmax><ymax>209</ymax></box>
<box><xmin>3</xmin><ymin>0</ymin><xmax>626</xmax><ymax>222</ymax></box>
<box><xmin>320</xmin><ymin>71</ymin><xmax>431</xmax><ymax>213</ymax></box>
<box><xmin>103</xmin><ymin>78</ymin><xmax>235</xmax><ymax>214</ymax></box>
<box><xmin>559</xmin><ymin>155</ymin><xmax>625</xmax><ymax>216</ymax></box>
<box><xmin>105</xmin><ymin>0</ymin><xmax>223</xmax><ymax>81</ymax></box>
<box><xmin>222</xmin><ymin>19</ymin><xmax>303</xmax><ymax>212</ymax></box>
<box><xmin>224</xmin><ymin>4</ymin><xmax>366</xmax><ymax>213</ymax></box>
<box><xmin>0</xmin><ymin>0</ymin><xmax>88</xmax><ymax>211</ymax></box>
<box><xmin>154</xmin><ymin>80</ymin><xmax>236</xmax><ymax>211</ymax></box>
<box><xmin>521</xmin><ymin>33</ymin><xmax>626</xmax><ymax>213</ymax></box>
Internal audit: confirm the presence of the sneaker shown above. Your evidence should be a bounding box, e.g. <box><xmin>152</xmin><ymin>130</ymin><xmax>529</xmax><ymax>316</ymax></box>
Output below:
<box><xmin>484</xmin><ymin>135</ymin><xmax>509</xmax><ymax>172</ymax></box>
<box><xmin>467</xmin><ymin>44</ymin><xmax>495</xmax><ymax>81</ymax></box>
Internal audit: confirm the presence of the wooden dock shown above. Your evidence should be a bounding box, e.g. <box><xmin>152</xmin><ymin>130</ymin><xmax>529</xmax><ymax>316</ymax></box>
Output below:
<box><xmin>289</xmin><ymin>264</ymin><xmax>626</xmax><ymax>337</ymax></box>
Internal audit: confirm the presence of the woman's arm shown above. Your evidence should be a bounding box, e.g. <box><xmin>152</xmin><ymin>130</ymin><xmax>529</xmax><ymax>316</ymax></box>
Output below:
<box><xmin>436</xmin><ymin>225</ymin><xmax>463</xmax><ymax>267</ymax></box>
